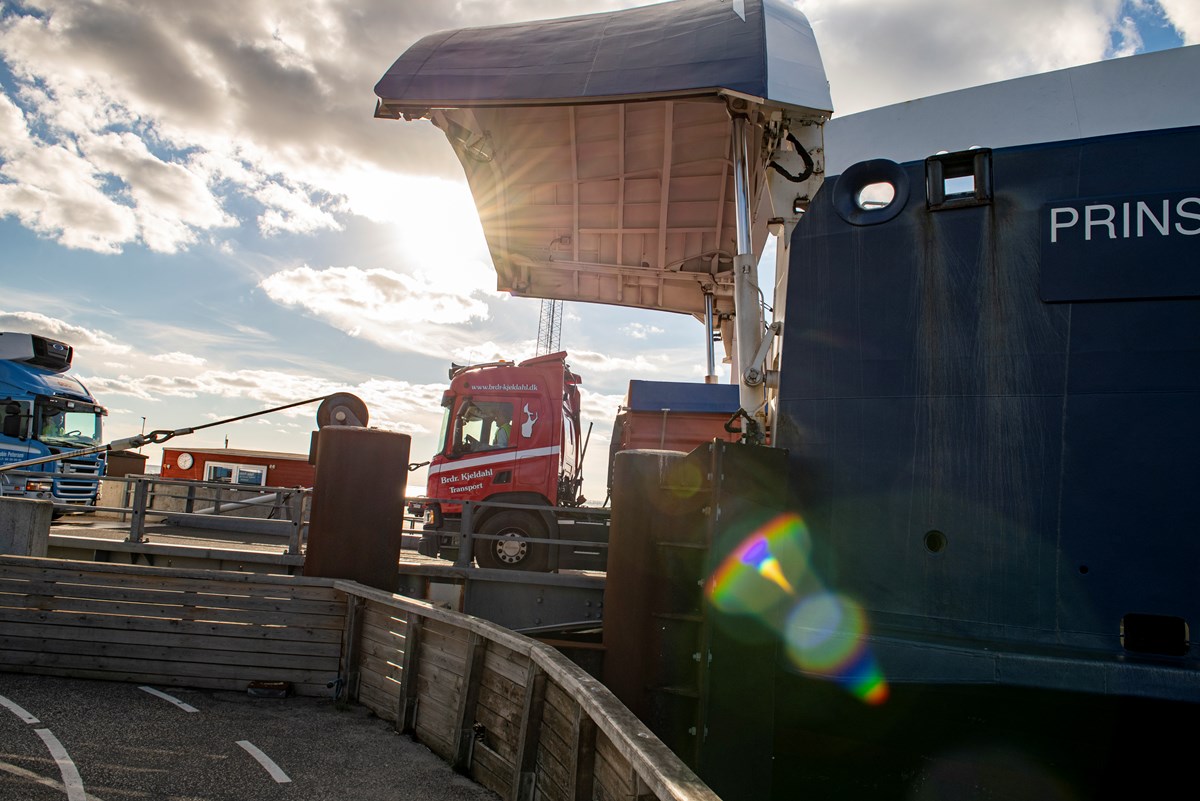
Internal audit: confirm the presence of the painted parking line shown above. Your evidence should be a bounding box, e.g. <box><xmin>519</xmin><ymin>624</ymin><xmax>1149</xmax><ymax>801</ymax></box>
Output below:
<box><xmin>237</xmin><ymin>740</ymin><xmax>292</xmax><ymax>783</ymax></box>
<box><xmin>0</xmin><ymin>694</ymin><xmax>39</xmax><ymax>724</ymax></box>
<box><xmin>138</xmin><ymin>686</ymin><xmax>199</xmax><ymax>713</ymax></box>
<box><xmin>0</xmin><ymin>758</ymin><xmax>107</xmax><ymax>801</ymax></box>
<box><xmin>35</xmin><ymin>728</ymin><xmax>87</xmax><ymax>801</ymax></box>
<box><xmin>0</xmin><ymin>696</ymin><xmax>98</xmax><ymax>799</ymax></box>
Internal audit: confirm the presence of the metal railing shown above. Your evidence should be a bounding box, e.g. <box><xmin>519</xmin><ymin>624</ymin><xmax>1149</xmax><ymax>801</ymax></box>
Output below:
<box><xmin>43</xmin><ymin>474</ymin><xmax>612</xmax><ymax>572</ymax></box>
<box><xmin>53</xmin><ymin>473</ymin><xmax>315</xmax><ymax>556</ymax></box>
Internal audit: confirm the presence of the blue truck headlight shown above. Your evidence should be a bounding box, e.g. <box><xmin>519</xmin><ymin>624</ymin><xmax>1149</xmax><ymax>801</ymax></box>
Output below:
<box><xmin>24</xmin><ymin>479</ymin><xmax>53</xmax><ymax>493</ymax></box>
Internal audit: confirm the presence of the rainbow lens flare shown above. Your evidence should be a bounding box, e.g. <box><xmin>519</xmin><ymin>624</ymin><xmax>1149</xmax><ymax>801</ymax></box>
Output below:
<box><xmin>706</xmin><ymin>513</ymin><xmax>889</xmax><ymax>705</ymax></box>
<box><xmin>784</xmin><ymin>594</ymin><xmax>889</xmax><ymax>705</ymax></box>
<box><xmin>707</xmin><ymin>513</ymin><xmax>809</xmax><ymax>615</ymax></box>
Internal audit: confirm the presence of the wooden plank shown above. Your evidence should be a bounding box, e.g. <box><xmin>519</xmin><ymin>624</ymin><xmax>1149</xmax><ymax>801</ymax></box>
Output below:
<box><xmin>360</xmin><ymin>661</ymin><xmax>403</xmax><ymax>695</ymax></box>
<box><xmin>415</xmin><ymin>708</ymin><xmax>455</xmax><ymax>761</ymax></box>
<box><xmin>0</xmin><ymin>619</ymin><xmax>342</xmax><ymax>658</ymax></box>
<box><xmin>341</xmin><ymin>595</ymin><xmax>365</xmax><ymax>701</ymax></box>
<box><xmin>363</xmin><ymin>601</ymin><xmax>411</xmax><ymax>630</ymax></box>
<box><xmin>594</xmin><ymin>731</ymin><xmax>637</xmax><ymax>801</ymax></box>
<box><xmin>0</xmin><ymin>594</ymin><xmax>345</xmax><ymax>629</ymax></box>
<box><xmin>362</xmin><ymin>605</ymin><xmax>408</xmax><ymax>636</ymax></box>
<box><xmin>479</xmin><ymin>657</ymin><xmax>526</xmax><ymax>700</ymax></box>
<box><xmin>336</xmin><ymin>581</ymin><xmax>542</xmax><ymax>657</ymax></box>
<box><xmin>360</xmin><ymin>617</ymin><xmax>407</xmax><ymax>650</ymax></box>
<box><xmin>472</xmin><ymin>701</ymin><xmax>518</xmax><ymax>763</ymax></box>
<box><xmin>0</xmin><ymin>663</ymin><xmax>331</xmax><ymax>698</ymax></box>
<box><xmin>0</xmin><ymin>559</ymin><xmax>339</xmax><ymax>598</ymax></box>
<box><xmin>0</xmin><ymin>647</ymin><xmax>337</xmax><ymax>686</ymax></box>
<box><xmin>469</xmin><ymin>739</ymin><xmax>513</xmax><ymax>800</ymax></box>
<box><xmin>0</xmin><ymin>633</ymin><xmax>339</xmax><ymax>673</ymax></box>
<box><xmin>0</xmin><ymin>576</ymin><xmax>346</xmax><ymax>616</ymax></box>
<box><xmin>358</xmin><ymin>637</ymin><xmax>405</xmax><ymax>668</ymax></box>
<box><xmin>474</xmin><ymin>679</ymin><xmax>523</xmax><ymax>757</ymax></box>
<box><xmin>422</xmin><ymin>618</ymin><xmax>474</xmax><ymax>662</ymax></box>
<box><xmin>359</xmin><ymin>629</ymin><xmax>405</xmax><ymax>661</ymax></box>
<box><xmin>413</xmin><ymin>667</ymin><xmax>461</xmax><ymax>718</ymax></box>
<box><xmin>360</xmin><ymin>652</ymin><xmax>403</xmax><ymax>686</ymax></box>
<box><xmin>416</xmin><ymin>641</ymin><xmax>470</xmax><ymax>679</ymax></box>
<box><xmin>0</xmin><ymin>606</ymin><xmax>344</xmax><ymax>644</ymax></box>
<box><xmin>356</xmin><ymin>679</ymin><xmax>399</xmax><ymax>723</ymax></box>
<box><xmin>452</xmin><ymin>632</ymin><xmax>487</xmax><ymax>769</ymax></box>
<box><xmin>570</xmin><ymin>704</ymin><xmax>598</xmax><ymax>801</ymax></box>
<box><xmin>476</xmin><ymin>671</ymin><xmax>526</xmax><ymax>738</ymax></box>
<box><xmin>539</xmin><ymin>689</ymin><xmax>575</xmax><ymax>754</ymax></box>
<box><xmin>514</xmin><ymin>662</ymin><xmax>547</xmax><ymax>801</ymax></box>
<box><xmin>420</xmin><ymin>624</ymin><xmax>469</xmax><ymax>665</ymax></box>
<box><xmin>534</xmin><ymin>745</ymin><xmax>571</xmax><ymax>801</ymax></box>
<box><xmin>396</xmin><ymin>613</ymin><xmax>421</xmax><ymax>734</ymax></box>
<box><xmin>593</xmin><ymin>756</ymin><xmax>632</xmax><ymax>801</ymax></box>
<box><xmin>481</xmin><ymin>639</ymin><xmax>532</xmax><ymax>686</ymax></box>
<box><xmin>360</xmin><ymin>654</ymin><xmax>403</xmax><ymax>692</ymax></box>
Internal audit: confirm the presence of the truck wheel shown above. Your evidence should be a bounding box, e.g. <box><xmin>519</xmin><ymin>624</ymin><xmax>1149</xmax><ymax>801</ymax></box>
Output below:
<box><xmin>474</xmin><ymin>511</ymin><xmax>549</xmax><ymax>572</ymax></box>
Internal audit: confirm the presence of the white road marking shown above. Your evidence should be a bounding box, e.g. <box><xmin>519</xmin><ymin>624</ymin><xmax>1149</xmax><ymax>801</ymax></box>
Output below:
<box><xmin>138</xmin><ymin>686</ymin><xmax>199</xmax><ymax>713</ymax></box>
<box><xmin>35</xmin><ymin>728</ymin><xmax>87</xmax><ymax>801</ymax></box>
<box><xmin>0</xmin><ymin>759</ymin><xmax>106</xmax><ymax>800</ymax></box>
<box><xmin>0</xmin><ymin>694</ymin><xmax>39</xmax><ymax>724</ymax></box>
<box><xmin>237</xmin><ymin>740</ymin><xmax>292</xmax><ymax>783</ymax></box>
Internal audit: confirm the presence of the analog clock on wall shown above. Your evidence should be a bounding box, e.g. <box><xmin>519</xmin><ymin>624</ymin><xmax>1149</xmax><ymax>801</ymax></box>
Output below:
<box><xmin>176</xmin><ymin>452</ymin><xmax>194</xmax><ymax>470</ymax></box>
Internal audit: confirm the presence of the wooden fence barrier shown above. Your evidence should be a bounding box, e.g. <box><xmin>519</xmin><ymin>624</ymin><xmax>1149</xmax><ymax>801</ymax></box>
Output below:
<box><xmin>0</xmin><ymin>555</ymin><xmax>721</xmax><ymax>801</ymax></box>
<box><xmin>0</xmin><ymin>555</ymin><xmax>343</xmax><ymax>695</ymax></box>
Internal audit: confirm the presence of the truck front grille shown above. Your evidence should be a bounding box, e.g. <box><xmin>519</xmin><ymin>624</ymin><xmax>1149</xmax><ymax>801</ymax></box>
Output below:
<box><xmin>55</xmin><ymin>458</ymin><xmax>102</xmax><ymax>500</ymax></box>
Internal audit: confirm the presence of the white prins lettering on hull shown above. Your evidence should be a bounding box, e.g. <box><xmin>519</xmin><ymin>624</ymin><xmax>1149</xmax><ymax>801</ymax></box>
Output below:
<box><xmin>449</xmin><ymin>482</ymin><xmax>484</xmax><ymax>494</ymax></box>
<box><xmin>1049</xmin><ymin>197</ymin><xmax>1200</xmax><ymax>243</ymax></box>
<box><xmin>441</xmin><ymin>468</ymin><xmax>494</xmax><ymax>484</ymax></box>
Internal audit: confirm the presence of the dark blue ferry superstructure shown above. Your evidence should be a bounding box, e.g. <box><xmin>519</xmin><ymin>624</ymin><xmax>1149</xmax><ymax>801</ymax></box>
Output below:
<box><xmin>753</xmin><ymin>121</ymin><xmax>1200</xmax><ymax>796</ymax></box>
<box><xmin>777</xmin><ymin>124</ymin><xmax>1200</xmax><ymax>701</ymax></box>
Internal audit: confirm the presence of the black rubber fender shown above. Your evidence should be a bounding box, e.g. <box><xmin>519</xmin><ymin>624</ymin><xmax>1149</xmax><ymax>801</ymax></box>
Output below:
<box><xmin>830</xmin><ymin>159</ymin><xmax>910</xmax><ymax>226</ymax></box>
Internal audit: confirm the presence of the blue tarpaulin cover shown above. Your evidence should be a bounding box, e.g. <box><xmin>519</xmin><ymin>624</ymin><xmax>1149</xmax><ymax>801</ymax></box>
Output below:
<box><xmin>625</xmin><ymin>380</ymin><xmax>740</xmax><ymax>413</ymax></box>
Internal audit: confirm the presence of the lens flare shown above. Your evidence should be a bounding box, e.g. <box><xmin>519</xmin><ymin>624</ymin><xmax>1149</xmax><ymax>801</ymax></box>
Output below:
<box><xmin>707</xmin><ymin>513</ymin><xmax>808</xmax><ymax>614</ymax></box>
<box><xmin>666</xmin><ymin>460</ymin><xmax>704</xmax><ymax>499</ymax></box>
<box><xmin>784</xmin><ymin>594</ymin><xmax>889</xmax><ymax>705</ymax></box>
<box><xmin>706</xmin><ymin>513</ymin><xmax>889</xmax><ymax>705</ymax></box>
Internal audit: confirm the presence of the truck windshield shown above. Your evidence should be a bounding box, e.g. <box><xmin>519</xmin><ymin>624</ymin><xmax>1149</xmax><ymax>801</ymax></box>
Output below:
<box><xmin>38</xmin><ymin>407</ymin><xmax>101</xmax><ymax>446</ymax></box>
<box><xmin>452</xmin><ymin>400</ymin><xmax>513</xmax><ymax>454</ymax></box>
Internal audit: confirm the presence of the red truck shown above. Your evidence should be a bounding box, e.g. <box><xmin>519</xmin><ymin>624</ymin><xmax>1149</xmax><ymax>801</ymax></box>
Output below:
<box><xmin>414</xmin><ymin>351</ymin><xmax>741</xmax><ymax>571</ymax></box>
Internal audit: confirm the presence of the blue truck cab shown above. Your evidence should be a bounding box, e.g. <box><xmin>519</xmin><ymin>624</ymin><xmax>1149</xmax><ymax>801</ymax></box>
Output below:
<box><xmin>0</xmin><ymin>332</ymin><xmax>107</xmax><ymax>511</ymax></box>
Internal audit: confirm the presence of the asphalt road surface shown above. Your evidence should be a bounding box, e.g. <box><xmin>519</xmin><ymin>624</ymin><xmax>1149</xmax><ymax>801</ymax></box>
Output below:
<box><xmin>0</xmin><ymin>673</ymin><xmax>499</xmax><ymax>801</ymax></box>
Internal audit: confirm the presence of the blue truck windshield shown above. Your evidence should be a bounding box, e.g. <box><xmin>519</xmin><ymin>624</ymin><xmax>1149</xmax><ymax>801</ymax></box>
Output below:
<box><xmin>38</xmin><ymin>407</ymin><xmax>101</xmax><ymax>446</ymax></box>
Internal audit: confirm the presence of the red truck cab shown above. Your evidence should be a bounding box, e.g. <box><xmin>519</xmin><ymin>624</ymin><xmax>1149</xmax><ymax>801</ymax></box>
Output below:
<box><xmin>419</xmin><ymin>351</ymin><xmax>584</xmax><ymax>569</ymax></box>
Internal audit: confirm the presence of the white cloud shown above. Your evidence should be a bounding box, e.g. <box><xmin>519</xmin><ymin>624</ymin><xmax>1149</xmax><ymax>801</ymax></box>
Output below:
<box><xmin>622</xmin><ymin>323</ymin><xmax>664</xmax><ymax>340</ymax></box>
<box><xmin>1159</xmin><ymin>0</ymin><xmax>1200</xmax><ymax>43</ymax></box>
<box><xmin>0</xmin><ymin>0</ymin><xmax>1167</xmax><ymax>261</ymax></box>
<box><xmin>0</xmin><ymin>311</ymin><xmax>132</xmax><ymax>356</ymax></box>
<box><xmin>1110</xmin><ymin>15</ymin><xmax>1144</xmax><ymax>57</ymax></box>
<box><xmin>567</xmin><ymin>348</ymin><xmax>674</xmax><ymax>375</ymax></box>
<box><xmin>260</xmin><ymin>263</ymin><xmax>490</xmax><ymax>329</ymax></box>
<box><xmin>150</xmin><ymin>352</ymin><xmax>208</xmax><ymax>367</ymax></box>
<box><xmin>797</xmin><ymin>0</ymin><xmax>1126</xmax><ymax>114</ymax></box>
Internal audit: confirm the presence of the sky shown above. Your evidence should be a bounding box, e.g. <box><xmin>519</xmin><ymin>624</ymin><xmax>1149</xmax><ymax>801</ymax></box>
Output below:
<box><xmin>0</xmin><ymin>0</ymin><xmax>1193</xmax><ymax>501</ymax></box>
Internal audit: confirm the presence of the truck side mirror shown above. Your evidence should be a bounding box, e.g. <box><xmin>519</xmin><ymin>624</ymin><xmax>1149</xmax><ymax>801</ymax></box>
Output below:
<box><xmin>2</xmin><ymin>402</ymin><xmax>22</xmax><ymax>439</ymax></box>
